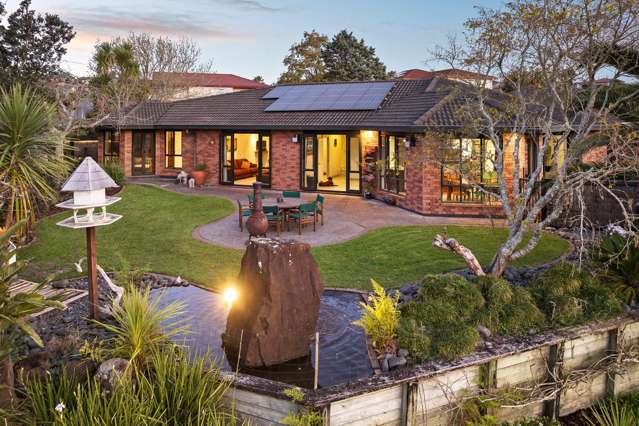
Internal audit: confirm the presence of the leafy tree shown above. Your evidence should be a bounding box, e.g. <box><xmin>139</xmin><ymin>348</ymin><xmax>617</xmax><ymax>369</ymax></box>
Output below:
<box><xmin>0</xmin><ymin>84</ymin><xmax>72</xmax><ymax>238</ymax></box>
<box><xmin>90</xmin><ymin>41</ymin><xmax>142</xmax><ymax>127</ymax></box>
<box><xmin>321</xmin><ymin>30</ymin><xmax>387</xmax><ymax>81</ymax></box>
<box><xmin>278</xmin><ymin>30</ymin><xmax>328</xmax><ymax>83</ymax></box>
<box><xmin>0</xmin><ymin>0</ymin><xmax>75</xmax><ymax>86</ymax></box>
<box><xmin>253</xmin><ymin>75</ymin><xmax>265</xmax><ymax>84</ymax></box>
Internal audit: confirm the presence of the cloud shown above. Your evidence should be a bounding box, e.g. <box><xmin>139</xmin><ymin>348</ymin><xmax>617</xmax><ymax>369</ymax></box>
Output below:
<box><xmin>194</xmin><ymin>0</ymin><xmax>282</xmax><ymax>13</ymax></box>
<box><xmin>63</xmin><ymin>7</ymin><xmax>248</xmax><ymax>42</ymax></box>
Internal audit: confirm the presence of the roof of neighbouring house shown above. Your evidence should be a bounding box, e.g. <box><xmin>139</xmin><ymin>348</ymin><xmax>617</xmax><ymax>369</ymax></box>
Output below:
<box><xmin>61</xmin><ymin>157</ymin><xmax>118</xmax><ymax>192</ymax></box>
<box><xmin>152</xmin><ymin>72</ymin><xmax>269</xmax><ymax>89</ymax></box>
<box><xmin>400</xmin><ymin>68</ymin><xmax>497</xmax><ymax>81</ymax></box>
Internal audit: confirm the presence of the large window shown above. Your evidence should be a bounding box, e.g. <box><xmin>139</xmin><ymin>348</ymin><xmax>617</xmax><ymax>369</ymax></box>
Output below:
<box><xmin>165</xmin><ymin>131</ymin><xmax>183</xmax><ymax>169</ymax></box>
<box><xmin>441</xmin><ymin>138</ymin><xmax>497</xmax><ymax>203</ymax></box>
<box><xmin>103</xmin><ymin>131</ymin><xmax>120</xmax><ymax>161</ymax></box>
<box><xmin>380</xmin><ymin>135</ymin><xmax>406</xmax><ymax>195</ymax></box>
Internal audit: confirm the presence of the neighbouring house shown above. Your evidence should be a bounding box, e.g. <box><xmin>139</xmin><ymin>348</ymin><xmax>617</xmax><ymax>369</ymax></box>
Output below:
<box><xmin>95</xmin><ymin>77</ymin><xmax>565</xmax><ymax>217</ymax></box>
<box><xmin>400</xmin><ymin>69</ymin><xmax>497</xmax><ymax>89</ymax></box>
<box><xmin>152</xmin><ymin>72</ymin><xmax>269</xmax><ymax>100</ymax></box>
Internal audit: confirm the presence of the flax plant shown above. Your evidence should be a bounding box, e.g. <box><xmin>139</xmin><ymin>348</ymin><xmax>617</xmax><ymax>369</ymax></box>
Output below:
<box><xmin>0</xmin><ymin>84</ymin><xmax>72</xmax><ymax>238</ymax></box>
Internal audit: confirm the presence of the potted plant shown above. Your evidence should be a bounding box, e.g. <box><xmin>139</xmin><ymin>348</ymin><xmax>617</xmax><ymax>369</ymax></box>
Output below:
<box><xmin>362</xmin><ymin>161</ymin><xmax>380</xmax><ymax>199</ymax></box>
<box><xmin>191</xmin><ymin>163</ymin><xmax>208</xmax><ymax>186</ymax></box>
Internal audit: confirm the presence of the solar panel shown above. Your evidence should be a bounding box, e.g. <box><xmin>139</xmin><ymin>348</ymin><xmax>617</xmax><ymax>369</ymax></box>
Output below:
<box><xmin>262</xmin><ymin>82</ymin><xmax>395</xmax><ymax>111</ymax></box>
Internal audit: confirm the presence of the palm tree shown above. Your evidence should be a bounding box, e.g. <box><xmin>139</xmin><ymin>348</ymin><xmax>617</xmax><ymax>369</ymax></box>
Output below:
<box><xmin>0</xmin><ymin>84</ymin><xmax>72</xmax><ymax>238</ymax></box>
<box><xmin>0</xmin><ymin>223</ymin><xmax>64</xmax><ymax>408</ymax></box>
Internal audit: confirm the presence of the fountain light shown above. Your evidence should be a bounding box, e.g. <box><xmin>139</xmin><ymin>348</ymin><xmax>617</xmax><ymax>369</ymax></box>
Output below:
<box><xmin>224</xmin><ymin>286</ymin><xmax>238</xmax><ymax>309</ymax></box>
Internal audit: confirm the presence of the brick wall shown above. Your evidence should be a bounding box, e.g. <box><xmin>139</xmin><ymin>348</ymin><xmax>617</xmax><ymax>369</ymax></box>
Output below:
<box><xmin>195</xmin><ymin>130</ymin><xmax>220</xmax><ymax>185</ymax></box>
<box><xmin>270</xmin><ymin>131</ymin><xmax>300</xmax><ymax>190</ymax></box>
<box><xmin>97</xmin><ymin>131</ymin><xmax>104</xmax><ymax>162</ymax></box>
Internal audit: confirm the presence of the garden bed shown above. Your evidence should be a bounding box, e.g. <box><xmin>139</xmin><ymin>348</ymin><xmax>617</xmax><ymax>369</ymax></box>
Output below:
<box><xmin>224</xmin><ymin>312</ymin><xmax>639</xmax><ymax>425</ymax></box>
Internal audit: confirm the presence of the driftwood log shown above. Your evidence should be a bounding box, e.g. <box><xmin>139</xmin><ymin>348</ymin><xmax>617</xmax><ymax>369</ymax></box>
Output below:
<box><xmin>432</xmin><ymin>234</ymin><xmax>485</xmax><ymax>276</ymax></box>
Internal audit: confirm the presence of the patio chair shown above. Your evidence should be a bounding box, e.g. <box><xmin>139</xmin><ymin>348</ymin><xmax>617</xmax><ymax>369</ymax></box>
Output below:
<box><xmin>282</xmin><ymin>190</ymin><xmax>301</xmax><ymax>198</ymax></box>
<box><xmin>247</xmin><ymin>192</ymin><xmax>266</xmax><ymax>207</ymax></box>
<box><xmin>315</xmin><ymin>194</ymin><xmax>325</xmax><ymax>226</ymax></box>
<box><xmin>263</xmin><ymin>205</ymin><xmax>284</xmax><ymax>236</ymax></box>
<box><xmin>288</xmin><ymin>201</ymin><xmax>317</xmax><ymax>235</ymax></box>
<box><xmin>237</xmin><ymin>200</ymin><xmax>252</xmax><ymax>232</ymax></box>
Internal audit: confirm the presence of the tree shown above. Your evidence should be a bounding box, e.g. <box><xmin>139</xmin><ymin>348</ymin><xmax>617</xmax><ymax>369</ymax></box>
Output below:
<box><xmin>253</xmin><ymin>75</ymin><xmax>265</xmax><ymax>84</ymax></box>
<box><xmin>0</xmin><ymin>84</ymin><xmax>73</xmax><ymax>238</ymax></box>
<box><xmin>321</xmin><ymin>30</ymin><xmax>387</xmax><ymax>81</ymax></box>
<box><xmin>0</xmin><ymin>0</ymin><xmax>75</xmax><ymax>86</ymax></box>
<box><xmin>90</xmin><ymin>41</ymin><xmax>141</xmax><ymax>129</ymax></box>
<box><xmin>430</xmin><ymin>0</ymin><xmax>639</xmax><ymax>277</ymax></box>
<box><xmin>278</xmin><ymin>30</ymin><xmax>328</xmax><ymax>83</ymax></box>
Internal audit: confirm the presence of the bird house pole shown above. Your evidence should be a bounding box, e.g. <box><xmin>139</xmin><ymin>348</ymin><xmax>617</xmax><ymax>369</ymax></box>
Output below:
<box><xmin>86</xmin><ymin>226</ymin><xmax>98</xmax><ymax>319</ymax></box>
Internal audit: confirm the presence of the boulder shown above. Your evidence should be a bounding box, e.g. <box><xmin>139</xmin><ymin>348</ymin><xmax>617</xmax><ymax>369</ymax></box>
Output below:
<box><xmin>94</xmin><ymin>358</ymin><xmax>130</xmax><ymax>393</ymax></box>
<box><xmin>223</xmin><ymin>238</ymin><xmax>324</xmax><ymax>367</ymax></box>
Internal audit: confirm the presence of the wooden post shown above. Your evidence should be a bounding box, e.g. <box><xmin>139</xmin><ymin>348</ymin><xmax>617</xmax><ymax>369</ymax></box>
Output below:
<box><xmin>86</xmin><ymin>226</ymin><xmax>99</xmax><ymax>320</ymax></box>
<box><xmin>543</xmin><ymin>342</ymin><xmax>565</xmax><ymax>419</ymax></box>
<box><xmin>314</xmin><ymin>331</ymin><xmax>319</xmax><ymax>390</ymax></box>
<box><xmin>606</xmin><ymin>327</ymin><xmax>620</xmax><ymax>397</ymax></box>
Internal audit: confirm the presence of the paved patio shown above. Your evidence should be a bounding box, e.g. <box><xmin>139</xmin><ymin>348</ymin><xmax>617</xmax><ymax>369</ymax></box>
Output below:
<box><xmin>131</xmin><ymin>177</ymin><xmax>504</xmax><ymax>249</ymax></box>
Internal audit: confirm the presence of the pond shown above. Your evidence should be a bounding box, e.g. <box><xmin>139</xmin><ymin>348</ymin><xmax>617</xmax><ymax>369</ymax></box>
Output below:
<box><xmin>150</xmin><ymin>285</ymin><xmax>373</xmax><ymax>388</ymax></box>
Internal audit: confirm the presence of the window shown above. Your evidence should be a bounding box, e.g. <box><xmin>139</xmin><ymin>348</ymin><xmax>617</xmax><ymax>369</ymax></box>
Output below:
<box><xmin>103</xmin><ymin>131</ymin><xmax>120</xmax><ymax>161</ymax></box>
<box><xmin>379</xmin><ymin>135</ymin><xmax>406</xmax><ymax>195</ymax></box>
<box><xmin>441</xmin><ymin>138</ymin><xmax>497</xmax><ymax>203</ymax></box>
<box><xmin>165</xmin><ymin>131</ymin><xmax>183</xmax><ymax>168</ymax></box>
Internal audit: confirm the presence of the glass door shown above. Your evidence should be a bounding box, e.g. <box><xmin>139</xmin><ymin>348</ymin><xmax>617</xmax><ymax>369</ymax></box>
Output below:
<box><xmin>347</xmin><ymin>135</ymin><xmax>361</xmax><ymax>192</ymax></box>
<box><xmin>301</xmin><ymin>135</ymin><xmax>317</xmax><ymax>190</ymax></box>
<box><xmin>221</xmin><ymin>134</ymin><xmax>233</xmax><ymax>184</ymax></box>
<box><xmin>132</xmin><ymin>131</ymin><xmax>155</xmax><ymax>175</ymax></box>
<box><xmin>257</xmin><ymin>134</ymin><xmax>271</xmax><ymax>186</ymax></box>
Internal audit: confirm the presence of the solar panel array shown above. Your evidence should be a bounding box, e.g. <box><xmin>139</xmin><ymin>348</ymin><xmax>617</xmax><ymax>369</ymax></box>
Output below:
<box><xmin>262</xmin><ymin>82</ymin><xmax>395</xmax><ymax>112</ymax></box>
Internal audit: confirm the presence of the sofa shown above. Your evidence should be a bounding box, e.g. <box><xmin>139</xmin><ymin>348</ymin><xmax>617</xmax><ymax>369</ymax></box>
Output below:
<box><xmin>232</xmin><ymin>158</ymin><xmax>258</xmax><ymax>179</ymax></box>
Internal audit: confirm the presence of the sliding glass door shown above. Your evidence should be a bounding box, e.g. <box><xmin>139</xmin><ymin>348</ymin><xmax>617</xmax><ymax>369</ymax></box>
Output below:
<box><xmin>132</xmin><ymin>131</ymin><xmax>155</xmax><ymax>175</ymax></box>
<box><xmin>300</xmin><ymin>133</ymin><xmax>361</xmax><ymax>193</ymax></box>
<box><xmin>220</xmin><ymin>132</ymin><xmax>270</xmax><ymax>187</ymax></box>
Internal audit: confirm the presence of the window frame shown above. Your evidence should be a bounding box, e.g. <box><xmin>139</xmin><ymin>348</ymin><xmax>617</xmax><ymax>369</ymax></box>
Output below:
<box><xmin>102</xmin><ymin>130</ymin><xmax>120</xmax><ymax>161</ymax></box>
<box><xmin>379</xmin><ymin>134</ymin><xmax>407</xmax><ymax>195</ymax></box>
<box><xmin>440</xmin><ymin>137</ymin><xmax>498</xmax><ymax>204</ymax></box>
<box><xmin>164</xmin><ymin>130</ymin><xmax>183</xmax><ymax>169</ymax></box>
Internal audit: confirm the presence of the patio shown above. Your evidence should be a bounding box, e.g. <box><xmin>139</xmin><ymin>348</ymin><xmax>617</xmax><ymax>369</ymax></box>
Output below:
<box><xmin>130</xmin><ymin>177</ymin><xmax>505</xmax><ymax>249</ymax></box>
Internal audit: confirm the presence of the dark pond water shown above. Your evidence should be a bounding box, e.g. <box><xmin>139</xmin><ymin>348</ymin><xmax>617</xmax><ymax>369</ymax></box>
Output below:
<box><xmin>150</xmin><ymin>286</ymin><xmax>373</xmax><ymax>388</ymax></box>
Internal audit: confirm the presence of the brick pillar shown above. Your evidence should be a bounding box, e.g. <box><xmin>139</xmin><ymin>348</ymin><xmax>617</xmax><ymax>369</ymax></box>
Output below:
<box><xmin>194</xmin><ymin>130</ymin><xmax>220</xmax><ymax>185</ymax></box>
<box><xmin>271</xmin><ymin>131</ymin><xmax>300</xmax><ymax>190</ymax></box>
<box><xmin>97</xmin><ymin>131</ymin><xmax>104</xmax><ymax>163</ymax></box>
<box><xmin>155</xmin><ymin>131</ymin><xmax>166</xmax><ymax>175</ymax></box>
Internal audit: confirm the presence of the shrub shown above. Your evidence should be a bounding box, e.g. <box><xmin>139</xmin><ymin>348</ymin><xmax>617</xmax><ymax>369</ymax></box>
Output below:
<box><xmin>417</xmin><ymin>274</ymin><xmax>485</xmax><ymax>321</ymax></box>
<box><xmin>472</xmin><ymin>276</ymin><xmax>545</xmax><ymax>336</ymax></box>
<box><xmin>102</xmin><ymin>160</ymin><xmax>126</xmax><ymax>186</ymax></box>
<box><xmin>430</xmin><ymin>321</ymin><xmax>480</xmax><ymax>360</ymax></box>
<box><xmin>194</xmin><ymin>163</ymin><xmax>207</xmax><ymax>171</ymax></box>
<box><xmin>397</xmin><ymin>317</ymin><xmax>431</xmax><ymax>362</ymax></box>
<box><xmin>354</xmin><ymin>279</ymin><xmax>400</xmax><ymax>353</ymax></box>
<box><xmin>583</xmin><ymin>397</ymin><xmax>638</xmax><ymax>426</ymax></box>
<box><xmin>97</xmin><ymin>287</ymin><xmax>187</xmax><ymax>367</ymax></box>
<box><xmin>531</xmin><ymin>263</ymin><xmax>624</xmax><ymax>327</ymax></box>
<box><xmin>18</xmin><ymin>347</ymin><xmax>233</xmax><ymax>425</ymax></box>
<box><xmin>593</xmin><ymin>233</ymin><xmax>639</xmax><ymax>304</ymax></box>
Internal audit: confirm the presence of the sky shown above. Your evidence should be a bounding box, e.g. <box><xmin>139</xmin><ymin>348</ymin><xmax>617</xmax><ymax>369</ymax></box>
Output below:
<box><xmin>4</xmin><ymin>0</ymin><xmax>504</xmax><ymax>83</ymax></box>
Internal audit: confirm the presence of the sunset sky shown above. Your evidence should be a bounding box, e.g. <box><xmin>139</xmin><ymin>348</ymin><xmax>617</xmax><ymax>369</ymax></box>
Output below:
<box><xmin>4</xmin><ymin>0</ymin><xmax>502</xmax><ymax>83</ymax></box>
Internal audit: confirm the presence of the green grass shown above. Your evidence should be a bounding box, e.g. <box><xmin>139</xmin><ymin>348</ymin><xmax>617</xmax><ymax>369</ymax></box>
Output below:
<box><xmin>21</xmin><ymin>184</ymin><xmax>241</xmax><ymax>288</ymax></box>
<box><xmin>312</xmin><ymin>226</ymin><xmax>570</xmax><ymax>289</ymax></box>
<box><xmin>21</xmin><ymin>184</ymin><xmax>570</xmax><ymax>291</ymax></box>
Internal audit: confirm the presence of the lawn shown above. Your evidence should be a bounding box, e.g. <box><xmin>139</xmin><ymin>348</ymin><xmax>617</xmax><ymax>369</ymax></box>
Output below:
<box><xmin>21</xmin><ymin>184</ymin><xmax>570</xmax><ymax>291</ymax></box>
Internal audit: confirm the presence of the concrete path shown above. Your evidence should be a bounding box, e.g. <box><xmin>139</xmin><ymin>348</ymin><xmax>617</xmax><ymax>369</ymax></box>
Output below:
<box><xmin>130</xmin><ymin>177</ymin><xmax>503</xmax><ymax>249</ymax></box>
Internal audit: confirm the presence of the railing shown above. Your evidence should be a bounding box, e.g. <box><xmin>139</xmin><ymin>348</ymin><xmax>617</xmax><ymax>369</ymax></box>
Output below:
<box><xmin>519</xmin><ymin>178</ymin><xmax>546</xmax><ymax>220</ymax></box>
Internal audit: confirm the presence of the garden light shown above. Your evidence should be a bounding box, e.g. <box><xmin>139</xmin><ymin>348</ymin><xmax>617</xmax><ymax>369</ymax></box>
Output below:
<box><xmin>224</xmin><ymin>286</ymin><xmax>238</xmax><ymax>309</ymax></box>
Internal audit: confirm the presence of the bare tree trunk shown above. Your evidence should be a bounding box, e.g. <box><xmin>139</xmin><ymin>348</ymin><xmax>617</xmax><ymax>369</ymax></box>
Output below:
<box><xmin>486</xmin><ymin>250</ymin><xmax>511</xmax><ymax>277</ymax></box>
<box><xmin>0</xmin><ymin>356</ymin><xmax>15</xmax><ymax>410</ymax></box>
<box><xmin>433</xmin><ymin>234</ymin><xmax>486</xmax><ymax>276</ymax></box>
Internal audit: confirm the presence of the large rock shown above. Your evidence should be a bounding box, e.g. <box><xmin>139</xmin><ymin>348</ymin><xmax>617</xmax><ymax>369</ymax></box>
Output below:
<box><xmin>94</xmin><ymin>358</ymin><xmax>130</xmax><ymax>393</ymax></box>
<box><xmin>223</xmin><ymin>238</ymin><xmax>324</xmax><ymax>367</ymax></box>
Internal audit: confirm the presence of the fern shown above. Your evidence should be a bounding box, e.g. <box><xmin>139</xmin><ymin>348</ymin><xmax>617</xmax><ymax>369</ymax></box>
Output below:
<box><xmin>353</xmin><ymin>279</ymin><xmax>400</xmax><ymax>353</ymax></box>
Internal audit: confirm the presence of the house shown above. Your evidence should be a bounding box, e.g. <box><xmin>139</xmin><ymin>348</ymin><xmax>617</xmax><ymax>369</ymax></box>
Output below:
<box><xmin>152</xmin><ymin>72</ymin><xmax>268</xmax><ymax>100</ymax></box>
<box><xmin>400</xmin><ymin>69</ymin><xmax>497</xmax><ymax>89</ymax></box>
<box><xmin>95</xmin><ymin>77</ymin><xmax>540</xmax><ymax>217</ymax></box>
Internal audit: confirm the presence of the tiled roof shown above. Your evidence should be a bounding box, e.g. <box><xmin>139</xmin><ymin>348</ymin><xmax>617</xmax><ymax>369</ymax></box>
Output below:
<box><xmin>152</xmin><ymin>72</ymin><xmax>268</xmax><ymax>89</ymax></box>
<box><xmin>400</xmin><ymin>68</ymin><xmax>497</xmax><ymax>81</ymax></box>
<box><xmin>96</xmin><ymin>78</ymin><xmax>506</xmax><ymax>131</ymax></box>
